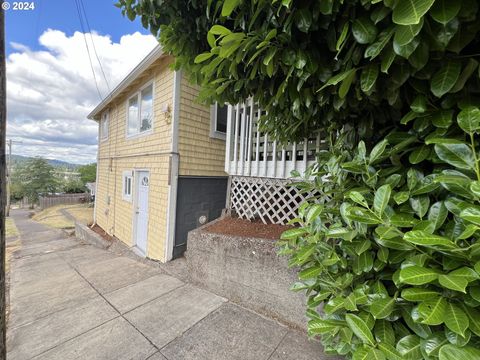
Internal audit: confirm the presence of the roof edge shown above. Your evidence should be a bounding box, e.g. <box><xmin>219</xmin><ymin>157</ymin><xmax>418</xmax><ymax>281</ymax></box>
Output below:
<box><xmin>87</xmin><ymin>44</ymin><xmax>164</xmax><ymax>120</ymax></box>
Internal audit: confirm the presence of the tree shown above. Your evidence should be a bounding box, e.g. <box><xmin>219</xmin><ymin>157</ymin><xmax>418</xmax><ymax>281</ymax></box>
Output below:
<box><xmin>118</xmin><ymin>1</ymin><xmax>480</xmax><ymax>358</ymax></box>
<box><xmin>12</xmin><ymin>158</ymin><xmax>58</xmax><ymax>205</ymax></box>
<box><xmin>62</xmin><ymin>178</ymin><xmax>86</xmax><ymax>194</ymax></box>
<box><xmin>78</xmin><ymin>163</ymin><xmax>96</xmax><ymax>184</ymax></box>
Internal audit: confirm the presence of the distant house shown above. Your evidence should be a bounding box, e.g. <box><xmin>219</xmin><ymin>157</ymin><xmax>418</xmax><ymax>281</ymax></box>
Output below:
<box><xmin>85</xmin><ymin>182</ymin><xmax>96</xmax><ymax>197</ymax></box>
<box><xmin>88</xmin><ymin>46</ymin><xmax>227</xmax><ymax>262</ymax></box>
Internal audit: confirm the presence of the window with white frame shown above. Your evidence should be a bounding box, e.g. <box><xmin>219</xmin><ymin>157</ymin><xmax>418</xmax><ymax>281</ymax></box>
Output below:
<box><xmin>122</xmin><ymin>171</ymin><xmax>133</xmax><ymax>202</ymax></box>
<box><xmin>100</xmin><ymin>111</ymin><xmax>109</xmax><ymax>140</ymax></box>
<box><xmin>127</xmin><ymin>83</ymin><xmax>153</xmax><ymax>137</ymax></box>
<box><xmin>210</xmin><ymin>103</ymin><xmax>228</xmax><ymax>140</ymax></box>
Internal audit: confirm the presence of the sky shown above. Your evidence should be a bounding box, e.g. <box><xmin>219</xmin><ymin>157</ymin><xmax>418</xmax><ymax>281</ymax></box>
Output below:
<box><xmin>5</xmin><ymin>0</ymin><xmax>159</xmax><ymax>164</ymax></box>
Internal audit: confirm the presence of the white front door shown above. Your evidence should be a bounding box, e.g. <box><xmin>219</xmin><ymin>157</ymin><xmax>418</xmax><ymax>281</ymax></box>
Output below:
<box><xmin>134</xmin><ymin>171</ymin><xmax>149</xmax><ymax>254</ymax></box>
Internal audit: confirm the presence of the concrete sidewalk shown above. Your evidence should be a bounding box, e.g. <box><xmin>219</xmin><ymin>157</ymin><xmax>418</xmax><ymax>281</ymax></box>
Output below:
<box><xmin>7</xmin><ymin>209</ymin><xmax>338</xmax><ymax>360</ymax></box>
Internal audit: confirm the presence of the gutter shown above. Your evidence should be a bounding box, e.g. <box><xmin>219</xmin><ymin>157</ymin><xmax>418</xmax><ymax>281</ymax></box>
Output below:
<box><xmin>165</xmin><ymin>70</ymin><xmax>181</xmax><ymax>262</ymax></box>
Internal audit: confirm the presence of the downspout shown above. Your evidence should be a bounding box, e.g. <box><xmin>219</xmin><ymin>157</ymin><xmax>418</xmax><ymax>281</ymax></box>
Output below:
<box><xmin>92</xmin><ymin>121</ymin><xmax>100</xmax><ymax>226</ymax></box>
<box><xmin>165</xmin><ymin>70</ymin><xmax>181</xmax><ymax>262</ymax></box>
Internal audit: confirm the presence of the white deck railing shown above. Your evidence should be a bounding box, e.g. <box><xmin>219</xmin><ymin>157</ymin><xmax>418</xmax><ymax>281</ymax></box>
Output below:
<box><xmin>225</xmin><ymin>99</ymin><xmax>324</xmax><ymax>179</ymax></box>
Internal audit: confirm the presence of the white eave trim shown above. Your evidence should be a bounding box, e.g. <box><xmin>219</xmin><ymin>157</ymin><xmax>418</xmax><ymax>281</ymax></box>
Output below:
<box><xmin>87</xmin><ymin>45</ymin><xmax>164</xmax><ymax>121</ymax></box>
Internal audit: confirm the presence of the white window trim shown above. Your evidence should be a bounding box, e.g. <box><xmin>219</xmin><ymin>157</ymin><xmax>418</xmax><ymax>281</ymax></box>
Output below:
<box><xmin>122</xmin><ymin>170</ymin><xmax>133</xmax><ymax>202</ymax></box>
<box><xmin>210</xmin><ymin>102</ymin><xmax>227</xmax><ymax>141</ymax></box>
<box><xmin>100</xmin><ymin>111</ymin><xmax>109</xmax><ymax>141</ymax></box>
<box><xmin>126</xmin><ymin>80</ymin><xmax>155</xmax><ymax>139</ymax></box>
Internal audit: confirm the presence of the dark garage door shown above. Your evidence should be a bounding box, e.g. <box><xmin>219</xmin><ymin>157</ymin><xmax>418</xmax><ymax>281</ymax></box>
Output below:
<box><xmin>173</xmin><ymin>176</ymin><xmax>228</xmax><ymax>259</ymax></box>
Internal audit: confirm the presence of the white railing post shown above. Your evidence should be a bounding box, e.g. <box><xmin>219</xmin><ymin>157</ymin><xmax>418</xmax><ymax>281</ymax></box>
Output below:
<box><xmin>225</xmin><ymin>104</ymin><xmax>233</xmax><ymax>173</ymax></box>
<box><xmin>263</xmin><ymin>133</ymin><xmax>268</xmax><ymax>177</ymax></box>
<box><xmin>272</xmin><ymin>140</ymin><xmax>277</xmax><ymax>178</ymax></box>
<box><xmin>303</xmin><ymin>138</ymin><xmax>308</xmax><ymax>173</ymax></box>
<box><xmin>255</xmin><ymin>106</ymin><xmax>261</xmax><ymax>176</ymax></box>
<box><xmin>247</xmin><ymin>97</ymin><xmax>254</xmax><ymax>176</ymax></box>
<box><xmin>239</xmin><ymin>102</ymin><xmax>247</xmax><ymax>176</ymax></box>
<box><xmin>233</xmin><ymin>104</ymin><xmax>240</xmax><ymax>175</ymax></box>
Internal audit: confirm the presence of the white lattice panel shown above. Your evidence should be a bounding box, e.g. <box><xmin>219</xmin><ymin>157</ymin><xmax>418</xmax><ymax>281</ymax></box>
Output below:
<box><xmin>229</xmin><ymin>176</ymin><xmax>316</xmax><ymax>225</ymax></box>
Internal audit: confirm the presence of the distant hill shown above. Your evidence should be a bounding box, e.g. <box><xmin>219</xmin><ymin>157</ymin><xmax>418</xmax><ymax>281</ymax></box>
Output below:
<box><xmin>10</xmin><ymin>155</ymin><xmax>80</xmax><ymax>169</ymax></box>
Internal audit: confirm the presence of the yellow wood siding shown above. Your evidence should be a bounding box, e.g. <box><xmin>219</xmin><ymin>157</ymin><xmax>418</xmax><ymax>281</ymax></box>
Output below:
<box><xmin>95</xmin><ymin>57</ymin><xmax>173</xmax><ymax>261</ymax></box>
<box><xmin>178</xmin><ymin>77</ymin><xmax>227</xmax><ymax>176</ymax></box>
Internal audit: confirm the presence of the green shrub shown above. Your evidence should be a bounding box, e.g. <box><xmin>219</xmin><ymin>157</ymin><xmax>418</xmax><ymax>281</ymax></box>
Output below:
<box><xmin>279</xmin><ymin>114</ymin><xmax>480</xmax><ymax>359</ymax></box>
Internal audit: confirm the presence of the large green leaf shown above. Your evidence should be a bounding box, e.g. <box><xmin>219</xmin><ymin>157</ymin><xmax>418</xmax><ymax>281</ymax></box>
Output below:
<box><xmin>399</xmin><ymin>266</ymin><xmax>438</xmax><ymax>285</ymax></box>
<box><xmin>460</xmin><ymin>206</ymin><xmax>480</xmax><ymax>226</ymax></box>
<box><xmin>444</xmin><ymin>303</ymin><xmax>469</xmax><ymax>336</ymax></box>
<box><xmin>438</xmin><ymin>267</ymin><xmax>479</xmax><ymax>292</ymax></box>
<box><xmin>347</xmin><ymin>207</ymin><xmax>382</xmax><ymax>224</ymax></box>
<box><xmin>451</xmin><ymin>59</ymin><xmax>479</xmax><ymax>93</ymax></box>
<box><xmin>378</xmin><ymin>343</ymin><xmax>403</xmax><ymax>360</ymax></box>
<box><xmin>319</xmin><ymin>69</ymin><xmax>356</xmax><ymax>91</ymax></box>
<box><xmin>221</xmin><ymin>0</ymin><xmax>241</xmax><ymax>16</ymax></box>
<box><xmin>371</xmin><ymin>297</ymin><xmax>395</xmax><ymax>319</ymax></box>
<box><xmin>374</xmin><ymin>184</ymin><xmax>391</xmax><ymax>216</ymax></box>
<box><xmin>462</xmin><ymin>306</ymin><xmax>480</xmax><ymax>337</ymax></box>
<box><xmin>374</xmin><ymin>320</ymin><xmax>395</xmax><ymax>345</ymax></box>
<box><xmin>422</xmin><ymin>334</ymin><xmax>448</xmax><ymax>357</ymax></box>
<box><xmin>392</xmin><ymin>0</ymin><xmax>436</xmax><ymax>25</ymax></box>
<box><xmin>418</xmin><ymin>297</ymin><xmax>447</xmax><ymax>325</ymax></box>
<box><xmin>409</xmin><ymin>145</ymin><xmax>430</xmax><ymax>164</ymax></box>
<box><xmin>428</xmin><ymin>201</ymin><xmax>448</xmax><ymax>230</ymax></box>
<box><xmin>394</xmin><ymin>20</ymin><xmax>424</xmax><ymax>46</ymax></box>
<box><xmin>457</xmin><ymin>106</ymin><xmax>480</xmax><ymax>134</ymax></box>
<box><xmin>403</xmin><ymin>230</ymin><xmax>455</xmax><ymax>248</ymax></box>
<box><xmin>430</xmin><ymin>0</ymin><xmax>461</xmax><ymax>25</ymax></box>
<box><xmin>439</xmin><ymin>344</ymin><xmax>480</xmax><ymax>360</ymax></box>
<box><xmin>345</xmin><ymin>314</ymin><xmax>375</xmax><ymax>346</ymax></box>
<box><xmin>401</xmin><ymin>288</ymin><xmax>440</xmax><ymax>301</ymax></box>
<box><xmin>434</xmin><ymin>143</ymin><xmax>476</xmax><ymax>170</ymax></box>
<box><xmin>430</xmin><ymin>61</ymin><xmax>462</xmax><ymax>97</ymax></box>
<box><xmin>360</xmin><ymin>64</ymin><xmax>379</xmax><ymax>93</ymax></box>
<box><xmin>365</xmin><ymin>27</ymin><xmax>395</xmax><ymax>59</ymax></box>
<box><xmin>409</xmin><ymin>196</ymin><xmax>430</xmax><ymax>218</ymax></box>
<box><xmin>431</xmin><ymin>110</ymin><xmax>454</xmax><ymax>128</ymax></box>
<box><xmin>396</xmin><ymin>335</ymin><xmax>422</xmax><ymax>359</ymax></box>
<box><xmin>352</xmin><ymin>17</ymin><xmax>378</xmax><ymax>44</ymax></box>
<box><xmin>338</xmin><ymin>70</ymin><xmax>356</xmax><ymax>98</ymax></box>
<box><xmin>353</xmin><ymin>251</ymin><xmax>374</xmax><ymax>274</ymax></box>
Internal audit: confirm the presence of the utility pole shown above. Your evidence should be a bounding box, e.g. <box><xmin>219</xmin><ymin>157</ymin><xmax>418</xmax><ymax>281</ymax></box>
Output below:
<box><xmin>0</xmin><ymin>3</ymin><xmax>6</xmax><ymax>358</ymax></box>
<box><xmin>6</xmin><ymin>139</ymin><xmax>10</xmax><ymax>217</ymax></box>
<box><xmin>6</xmin><ymin>139</ymin><xmax>20</xmax><ymax>217</ymax></box>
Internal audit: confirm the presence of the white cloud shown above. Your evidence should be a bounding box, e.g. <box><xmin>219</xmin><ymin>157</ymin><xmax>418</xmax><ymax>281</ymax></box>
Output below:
<box><xmin>7</xmin><ymin>29</ymin><xmax>158</xmax><ymax>164</ymax></box>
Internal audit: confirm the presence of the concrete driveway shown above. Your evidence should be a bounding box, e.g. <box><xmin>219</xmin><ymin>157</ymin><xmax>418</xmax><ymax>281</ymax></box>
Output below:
<box><xmin>7</xmin><ymin>209</ymin><xmax>337</xmax><ymax>360</ymax></box>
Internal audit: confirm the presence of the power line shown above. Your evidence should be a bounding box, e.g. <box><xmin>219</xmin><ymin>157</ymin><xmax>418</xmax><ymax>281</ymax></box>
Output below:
<box><xmin>72</xmin><ymin>0</ymin><xmax>103</xmax><ymax>101</ymax></box>
<box><xmin>78</xmin><ymin>0</ymin><xmax>111</xmax><ymax>94</ymax></box>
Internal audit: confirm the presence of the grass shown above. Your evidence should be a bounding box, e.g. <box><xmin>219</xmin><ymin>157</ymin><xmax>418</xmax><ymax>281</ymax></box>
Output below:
<box><xmin>6</xmin><ymin>217</ymin><xmax>19</xmax><ymax>238</ymax></box>
<box><xmin>65</xmin><ymin>206</ymin><xmax>94</xmax><ymax>225</ymax></box>
<box><xmin>32</xmin><ymin>204</ymin><xmax>94</xmax><ymax>229</ymax></box>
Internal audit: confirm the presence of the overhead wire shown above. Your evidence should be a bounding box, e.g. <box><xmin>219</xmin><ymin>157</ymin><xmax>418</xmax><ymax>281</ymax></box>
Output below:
<box><xmin>72</xmin><ymin>0</ymin><xmax>103</xmax><ymax>101</ymax></box>
<box><xmin>78</xmin><ymin>0</ymin><xmax>111</xmax><ymax>95</ymax></box>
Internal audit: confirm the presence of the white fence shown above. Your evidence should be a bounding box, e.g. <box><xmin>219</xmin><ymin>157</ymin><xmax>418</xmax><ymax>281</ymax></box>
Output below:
<box><xmin>225</xmin><ymin>99</ymin><xmax>325</xmax><ymax>179</ymax></box>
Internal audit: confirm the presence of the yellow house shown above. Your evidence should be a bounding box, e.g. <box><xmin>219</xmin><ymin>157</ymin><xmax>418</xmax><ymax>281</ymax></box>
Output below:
<box><xmin>87</xmin><ymin>45</ymin><xmax>227</xmax><ymax>262</ymax></box>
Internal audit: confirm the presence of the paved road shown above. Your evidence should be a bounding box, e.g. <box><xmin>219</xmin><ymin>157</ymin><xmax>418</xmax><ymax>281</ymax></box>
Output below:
<box><xmin>7</xmin><ymin>209</ymin><xmax>337</xmax><ymax>360</ymax></box>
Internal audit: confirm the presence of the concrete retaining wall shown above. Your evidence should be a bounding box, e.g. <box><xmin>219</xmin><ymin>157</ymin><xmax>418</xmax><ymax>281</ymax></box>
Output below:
<box><xmin>75</xmin><ymin>222</ymin><xmax>111</xmax><ymax>250</ymax></box>
<box><xmin>186</xmin><ymin>220</ymin><xmax>307</xmax><ymax>329</ymax></box>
